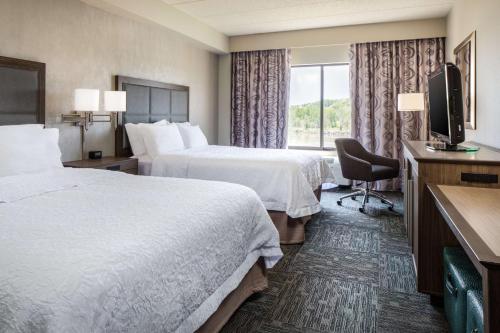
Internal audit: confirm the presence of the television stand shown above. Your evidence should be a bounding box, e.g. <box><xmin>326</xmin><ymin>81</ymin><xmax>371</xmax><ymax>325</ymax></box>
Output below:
<box><xmin>425</xmin><ymin>142</ymin><xmax>470</xmax><ymax>151</ymax></box>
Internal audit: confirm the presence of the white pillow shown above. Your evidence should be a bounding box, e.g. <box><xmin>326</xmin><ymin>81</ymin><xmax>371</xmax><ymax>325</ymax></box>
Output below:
<box><xmin>43</xmin><ymin>128</ymin><xmax>63</xmax><ymax>168</ymax></box>
<box><xmin>176</xmin><ymin>123</ymin><xmax>208</xmax><ymax>148</ymax></box>
<box><xmin>142</xmin><ymin>123</ymin><xmax>185</xmax><ymax>158</ymax></box>
<box><xmin>0</xmin><ymin>124</ymin><xmax>45</xmax><ymax>144</ymax></box>
<box><xmin>0</xmin><ymin>124</ymin><xmax>44</xmax><ymax>130</ymax></box>
<box><xmin>125</xmin><ymin>119</ymin><xmax>167</xmax><ymax>156</ymax></box>
<box><xmin>125</xmin><ymin>123</ymin><xmax>144</xmax><ymax>156</ymax></box>
<box><xmin>0</xmin><ymin>127</ymin><xmax>62</xmax><ymax>177</ymax></box>
<box><xmin>0</xmin><ymin>142</ymin><xmax>51</xmax><ymax>177</ymax></box>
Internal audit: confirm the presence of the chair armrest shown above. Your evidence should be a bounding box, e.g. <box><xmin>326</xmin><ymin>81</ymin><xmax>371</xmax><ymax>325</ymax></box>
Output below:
<box><xmin>366</xmin><ymin>152</ymin><xmax>400</xmax><ymax>170</ymax></box>
<box><xmin>340</xmin><ymin>152</ymin><xmax>372</xmax><ymax>180</ymax></box>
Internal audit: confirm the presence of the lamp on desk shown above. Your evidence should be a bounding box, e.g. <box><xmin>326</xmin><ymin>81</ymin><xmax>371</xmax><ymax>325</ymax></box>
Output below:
<box><xmin>398</xmin><ymin>93</ymin><xmax>425</xmax><ymax>140</ymax></box>
<box><xmin>398</xmin><ymin>93</ymin><xmax>425</xmax><ymax>112</ymax></box>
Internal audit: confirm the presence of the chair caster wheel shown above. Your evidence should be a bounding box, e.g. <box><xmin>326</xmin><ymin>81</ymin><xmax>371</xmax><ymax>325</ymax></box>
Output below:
<box><xmin>359</xmin><ymin>207</ymin><xmax>365</xmax><ymax>213</ymax></box>
<box><xmin>337</xmin><ymin>200</ymin><xmax>342</xmax><ymax>206</ymax></box>
<box><xmin>388</xmin><ymin>206</ymin><xmax>394</xmax><ymax>211</ymax></box>
<box><xmin>351</xmin><ymin>197</ymin><xmax>356</xmax><ymax>201</ymax></box>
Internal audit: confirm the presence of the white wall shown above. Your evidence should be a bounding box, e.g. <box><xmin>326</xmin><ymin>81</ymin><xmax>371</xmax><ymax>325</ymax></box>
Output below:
<box><xmin>230</xmin><ymin>18</ymin><xmax>446</xmax><ymax>52</ymax></box>
<box><xmin>447</xmin><ymin>0</ymin><xmax>500</xmax><ymax>148</ymax></box>
<box><xmin>218</xmin><ymin>54</ymin><xmax>231</xmax><ymax>145</ymax></box>
<box><xmin>81</xmin><ymin>0</ymin><xmax>229</xmax><ymax>53</ymax></box>
<box><xmin>0</xmin><ymin>0</ymin><xmax>219</xmax><ymax>161</ymax></box>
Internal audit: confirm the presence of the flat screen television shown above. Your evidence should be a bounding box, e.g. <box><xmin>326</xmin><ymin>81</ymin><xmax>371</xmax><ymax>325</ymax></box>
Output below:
<box><xmin>427</xmin><ymin>62</ymin><xmax>467</xmax><ymax>151</ymax></box>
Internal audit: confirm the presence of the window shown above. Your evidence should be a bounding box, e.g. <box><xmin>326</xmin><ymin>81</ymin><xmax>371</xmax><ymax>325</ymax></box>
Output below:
<box><xmin>288</xmin><ymin>64</ymin><xmax>351</xmax><ymax>149</ymax></box>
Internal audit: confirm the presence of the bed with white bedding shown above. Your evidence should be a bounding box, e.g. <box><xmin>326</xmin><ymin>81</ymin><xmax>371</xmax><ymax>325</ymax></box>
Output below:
<box><xmin>0</xmin><ymin>168</ymin><xmax>282</xmax><ymax>332</ymax></box>
<box><xmin>115</xmin><ymin>76</ymin><xmax>334</xmax><ymax>244</ymax></box>
<box><xmin>149</xmin><ymin>145</ymin><xmax>333</xmax><ymax>218</ymax></box>
<box><xmin>146</xmin><ymin>144</ymin><xmax>333</xmax><ymax>244</ymax></box>
<box><xmin>138</xmin><ymin>154</ymin><xmax>153</xmax><ymax>176</ymax></box>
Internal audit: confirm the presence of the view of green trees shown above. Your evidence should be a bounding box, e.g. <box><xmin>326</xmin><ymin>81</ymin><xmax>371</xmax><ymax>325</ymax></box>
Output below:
<box><xmin>288</xmin><ymin>98</ymin><xmax>351</xmax><ymax>147</ymax></box>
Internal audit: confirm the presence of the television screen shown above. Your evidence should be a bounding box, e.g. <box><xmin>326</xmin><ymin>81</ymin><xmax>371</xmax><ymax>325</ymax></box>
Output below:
<box><xmin>428</xmin><ymin>70</ymin><xmax>450</xmax><ymax>138</ymax></box>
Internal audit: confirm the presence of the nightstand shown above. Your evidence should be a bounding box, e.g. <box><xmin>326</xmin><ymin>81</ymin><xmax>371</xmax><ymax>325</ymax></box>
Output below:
<box><xmin>63</xmin><ymin>157</ymin><xmax>138</xmax><ymax>175</ymax></box>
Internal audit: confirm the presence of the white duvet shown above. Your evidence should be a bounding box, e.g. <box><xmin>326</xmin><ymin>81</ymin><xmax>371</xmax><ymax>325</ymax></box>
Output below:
<box><xmin>150</xmin><ymin>146</ymin><xmax>334</xmax><ymax>218</ymax></box>
<box><xmin>0</xmin><ymin>168</ymin><xmax>282</xmax><ymax>333</ymax></box>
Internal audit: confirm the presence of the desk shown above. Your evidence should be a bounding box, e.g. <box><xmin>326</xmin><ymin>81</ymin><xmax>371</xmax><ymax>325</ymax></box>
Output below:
<box><xmin>402</xmin><ymin>142</ymin><xmax>500</xmax><ymax>285</ymax></box>
<box><xmin>428</xmin><ymin>185</ymin><xmax>500</xmax><ymax>333</ymax></box>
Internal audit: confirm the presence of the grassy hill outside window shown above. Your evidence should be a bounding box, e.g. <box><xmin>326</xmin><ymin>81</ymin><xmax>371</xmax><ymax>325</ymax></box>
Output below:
<box><xmin>288</xmin><ymin>64</ymin><xmax>351</xmax><ymax>150</ymax></box>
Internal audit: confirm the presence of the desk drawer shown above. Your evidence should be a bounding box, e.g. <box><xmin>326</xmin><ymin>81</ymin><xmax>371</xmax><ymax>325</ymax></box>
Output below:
<box><xmin>424</xmin><ymin>163</ymin><xmax>500</xmax><ymax>188</ymax></box>
<box><xmin>122</xmin><ymin>168</ymin><xmax>138</xmax><ymax>175</ymax></box>
<box><xmin>100</xmin><ymin>159</ymin><xmax>138</xmax><ymax>172</ymax></box>
<box><xmin>111</xmin><ymin>159</ymin><xmax>137</xmax><ymax>171</ymax></box>
<box><xmin>104</xmin><ymin>164</ymin><xmax>121</xmax><ymax>171</ymax></box>
<box><xmin>461</xmin><ymin>172</ymin><xmax>498</xmax><ymax>184</ymax></box>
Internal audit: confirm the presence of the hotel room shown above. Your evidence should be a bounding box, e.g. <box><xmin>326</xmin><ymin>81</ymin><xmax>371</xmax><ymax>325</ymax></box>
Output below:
<box><xmin>1</xmin><ymin>0</ymin><xmax>500</xmax><ymax>332</ymax></box>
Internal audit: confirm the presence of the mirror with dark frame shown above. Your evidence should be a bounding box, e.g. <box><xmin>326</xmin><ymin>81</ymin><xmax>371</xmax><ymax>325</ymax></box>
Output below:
<box><xmin>454</xmin><ymin>31</ymin><xmax>476</xmax><ymax>130</ymax></box>
<box><xmin>0</xmin><ymin>56</ymin><xmax>45</xmax><ymax>126</ymax></box>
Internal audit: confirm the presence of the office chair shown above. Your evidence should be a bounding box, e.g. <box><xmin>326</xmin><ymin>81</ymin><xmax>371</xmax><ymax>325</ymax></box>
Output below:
<box><xmin>334</xmin><ymin>138</ymin><xmax>399</xmax><ymax>213</ymax></box>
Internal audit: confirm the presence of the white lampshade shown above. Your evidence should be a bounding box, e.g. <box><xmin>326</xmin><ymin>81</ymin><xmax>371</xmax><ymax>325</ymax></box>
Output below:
<box><xmin>398</xmin><ymin>93</ymin><xmax>425</xmax><ymax>111</ymax></box>
<box><xmin>104</xmin><ymin>91</ymin><xmax>127</xmax><ymax>112</ymax></box>
<box><xmin>74</xmin><ymin>89</ymin><xmax>100</xmax><ymax>112</ymax></box>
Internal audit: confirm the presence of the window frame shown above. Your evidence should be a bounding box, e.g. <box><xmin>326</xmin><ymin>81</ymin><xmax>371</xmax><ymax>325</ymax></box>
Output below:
<box><xmin>288</xmin><ymin>62</ymin><xmax>350</xmax><ymax>151</ymax></box>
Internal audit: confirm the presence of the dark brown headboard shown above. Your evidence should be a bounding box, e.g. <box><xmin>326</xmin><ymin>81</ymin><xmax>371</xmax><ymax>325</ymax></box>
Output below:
<box><xmin>0</xmin><ymin>56</ymin><xmax>45</xmax><ymax>125</ymax></box>
<box><xmin>114</xmin><ymin>75</ymin><xmax>189</xmax><ymax>157</ymax></box>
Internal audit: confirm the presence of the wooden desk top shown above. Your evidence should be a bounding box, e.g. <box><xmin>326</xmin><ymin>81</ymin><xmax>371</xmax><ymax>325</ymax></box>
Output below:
<box><xmin>403</xmin><ymin>140</ymin><xmax>500</xmax><ymax>165</ymax></box>
<box><xmin>428</xmin><ymin>184</ymin><xmax>500</xmax><ymax>266</ymax></box>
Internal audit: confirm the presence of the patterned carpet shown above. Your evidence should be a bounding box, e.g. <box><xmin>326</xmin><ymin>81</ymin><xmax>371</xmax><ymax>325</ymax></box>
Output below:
<box><xmin>222</xmin><ymin>189</ymin><xmax>449</xmax><ymax>333</ymax></box>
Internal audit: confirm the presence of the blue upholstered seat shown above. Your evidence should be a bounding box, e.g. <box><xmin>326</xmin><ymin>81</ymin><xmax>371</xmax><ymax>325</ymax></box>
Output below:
<box><xmin>443</xmin><ymin>247</ymin><xmax>482</xmax><ymax>333</ymax></box>
<box><xmin>467</xmin><ymin>289</ymin><xmax>484</xmax><ymax>333</ymax></box>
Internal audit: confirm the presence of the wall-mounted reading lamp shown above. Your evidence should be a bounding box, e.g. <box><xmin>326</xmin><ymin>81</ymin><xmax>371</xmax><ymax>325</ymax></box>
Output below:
<box><xmin>103</xmin><ymin>90</ymin><xmax>127</xmax><ymax>128</ymax></box>
<box><xmin>61</xmin><ymin>89</ymin><xmax>126</xmax><ymax>159</ymax></box>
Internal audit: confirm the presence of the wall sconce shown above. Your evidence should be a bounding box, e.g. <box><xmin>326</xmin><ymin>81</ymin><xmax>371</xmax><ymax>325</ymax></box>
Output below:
<box><xmin>61</xmin><ymin>89</ymin><xmax>100</xmax><ymax>159</ymax></box>
<box><xmin>61</xmin><ymin>89</ymin><xmax>126</xmax><ymax>159</ymax></box>
<box><xmin>104</xmin><ymin>91</ymin><xmax>127</xmax><ymax>129</ymax></box>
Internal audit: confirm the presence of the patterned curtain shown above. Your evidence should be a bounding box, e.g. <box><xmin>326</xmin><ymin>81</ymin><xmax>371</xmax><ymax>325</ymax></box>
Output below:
<box><xmin>231</xmin><ymin>49</ymin><xmax>291</xmax><ymax>148</ymax></box>
<box><xmin>350</xmin><ymin>38</ymin><xmax>445</xmax><ymax>191</ymax></box>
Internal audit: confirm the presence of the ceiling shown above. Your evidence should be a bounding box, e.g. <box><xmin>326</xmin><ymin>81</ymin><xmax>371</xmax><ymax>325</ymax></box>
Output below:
<box><xmin>162</xmin><ymin>0</ymin><xmax>454</xmax><ymax>36</ymax></box>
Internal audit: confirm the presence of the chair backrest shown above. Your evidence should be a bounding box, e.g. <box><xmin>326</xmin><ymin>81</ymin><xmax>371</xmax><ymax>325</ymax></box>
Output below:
<box><xmin>334</xmin><ymin>138</ymin><xmax>370</xmax><ymax>180</ymax></box>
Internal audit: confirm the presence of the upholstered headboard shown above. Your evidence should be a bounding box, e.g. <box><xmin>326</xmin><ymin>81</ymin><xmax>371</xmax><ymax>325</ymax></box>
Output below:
<box><xmin>114</xmin><ymin>75</ymin><xmax>189</xmax><ymax>157</ymax></box>
<box><xmin>0</xmin><ymin>56</ymin><xmax>45</xmax><ymax>125</ymax></box>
